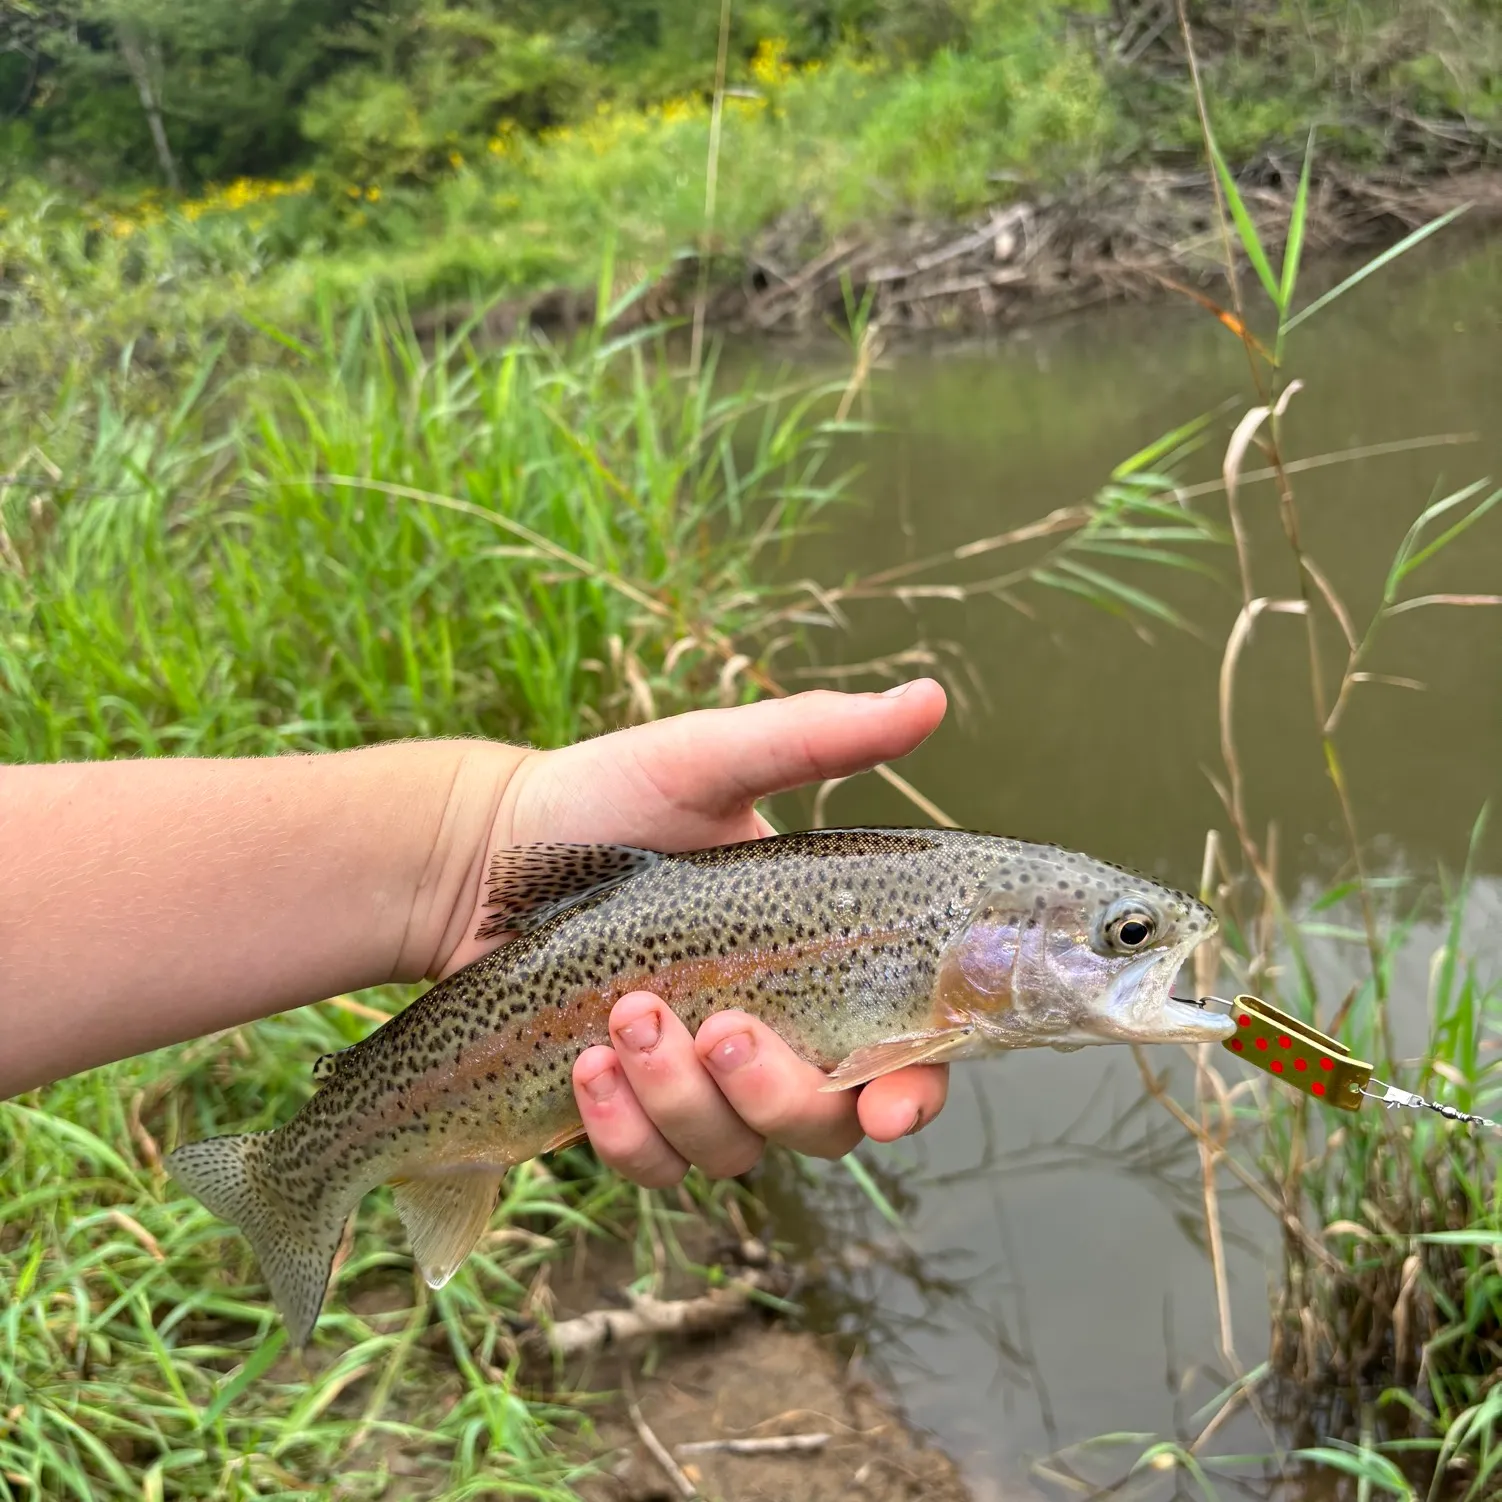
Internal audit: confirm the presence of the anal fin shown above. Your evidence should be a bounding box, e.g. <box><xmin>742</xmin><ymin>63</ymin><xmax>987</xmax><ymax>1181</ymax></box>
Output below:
<box><xmin>390</xmin><ymin>1168</ymin><xmax>504</xmax><ymax>1288</ymax></box>
<box><xmin>818</xmin><ymin>1027</ymin><xmax>976</xmax><ymax>1092</ymax></box>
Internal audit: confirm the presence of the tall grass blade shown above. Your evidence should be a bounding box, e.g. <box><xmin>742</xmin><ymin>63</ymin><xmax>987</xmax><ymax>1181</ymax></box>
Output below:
<box><xmin>1208</xmin><ymin>138</ymin><xmax>1280</xmax><ymax>307</ymax></box>
<box><xmin>1275</xmin><ymin>128</ymin><xmax>1316</xmax><ymax>364</ymax></box>
<box><xmin>1291</xmin><ymin>1445</ymin><xmax>1414</xmax><ymax>1498</ymax></box>
<box><xmin>1282</xmin><ymin>204</ymin><xmax>1471</xmax><ymax>333</ymax></box>
<box><xmin>1110</xmin><ymin>408</ymin><xmax>1222</xmax><ymax>480</ymax></box>
<box><xmin>1279</xmin><ymin>130</ymin><xmax>1316</xmax><ymax>318</ymax></box>
<box><xmin>839</xmin><ymin>1152</ymin><xmax>903</xmax><ymax>1228</ymax></box>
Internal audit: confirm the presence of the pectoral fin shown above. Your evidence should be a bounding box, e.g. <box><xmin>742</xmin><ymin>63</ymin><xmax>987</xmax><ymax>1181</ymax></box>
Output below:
<box><xmin>818</xmin><ymin>1027</ymin><xmax>976</xmax><ymax>1092</ymax></box>
<box><xmin>390</xmin><ymin>1168</ymin><xmax>504</xmax><ymax>1289</ymax></box>
<box><xmin>539</xmin><ymin>1122</ymin><xmax>588</xmax><ymax>1155</ymax></box>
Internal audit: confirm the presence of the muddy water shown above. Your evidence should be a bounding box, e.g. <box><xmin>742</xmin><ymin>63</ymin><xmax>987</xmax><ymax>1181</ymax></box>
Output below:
<box><xmin>760</xmin><ymin>236</ymin><xmax>1502</xmax><ymax>1498</ymax></box>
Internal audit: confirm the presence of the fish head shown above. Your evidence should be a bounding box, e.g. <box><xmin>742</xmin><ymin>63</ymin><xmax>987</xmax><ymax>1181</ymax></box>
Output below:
<box><xmin>936</xmin><ymin>845</ymin><xmax>1231</xmax><ymax>1050</ymax></box>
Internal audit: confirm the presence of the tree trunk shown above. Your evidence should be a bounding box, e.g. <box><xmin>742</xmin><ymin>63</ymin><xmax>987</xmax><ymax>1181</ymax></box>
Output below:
<box><xmin>115</xmin><ymin>21</ymin><xmax>180</xmax><ymax>194</ymax></box>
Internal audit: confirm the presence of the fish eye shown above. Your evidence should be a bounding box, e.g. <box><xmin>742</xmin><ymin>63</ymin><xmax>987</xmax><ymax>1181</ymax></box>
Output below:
<box><xmin>1102</xmin><ymin>903</ymin><xmax>1159</xmax><ymax>953</ymax></box>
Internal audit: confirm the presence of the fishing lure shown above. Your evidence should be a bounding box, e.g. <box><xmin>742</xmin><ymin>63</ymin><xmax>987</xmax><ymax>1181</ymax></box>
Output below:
<box><xmin>1187</xmin><ymin>993</ymin><xmax>1502</xmax><ymax>1131</ymax></box>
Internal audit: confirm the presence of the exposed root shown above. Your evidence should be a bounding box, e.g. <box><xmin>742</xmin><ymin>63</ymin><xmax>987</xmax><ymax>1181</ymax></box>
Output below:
<box><xmin>519</xmin><ymin>1266</ymin><xmax>789</xmax><ymax>1359</ymax></box>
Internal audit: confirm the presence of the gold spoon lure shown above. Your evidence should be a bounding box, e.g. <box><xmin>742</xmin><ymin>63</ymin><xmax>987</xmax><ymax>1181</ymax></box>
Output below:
<box><xmin>1182</xmin><ymin>993</ymin><xmax>1502</xmax><ymax>1132</ymax></box>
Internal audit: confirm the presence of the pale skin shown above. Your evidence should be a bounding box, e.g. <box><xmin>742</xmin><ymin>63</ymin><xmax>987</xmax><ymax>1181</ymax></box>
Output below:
<box><xmin>0</xmin><ymin>681</ymin><xmax>951</xmax><ymax>1186</ymax></box>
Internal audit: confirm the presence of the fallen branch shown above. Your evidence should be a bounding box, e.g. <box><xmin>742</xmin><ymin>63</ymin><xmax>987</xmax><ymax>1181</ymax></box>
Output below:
<box><xmin>886</xmin><ymin>267</ymin><xmax>1028</xmax><ymax>303</ymax></box>
<box><xmin>523</xmin><ymin>1269</ymin><xmax>782</xmax><ymax>1358</ymax></box>
<box><xmin>676</xmin><ymin>1433</ymin><xmax>831</xmax><ymax>1456</ymax></box>
<box><xmin>629</xmin><ymin>1398</ymin><xmax>699</xmax><ymax>1500</ymax></box>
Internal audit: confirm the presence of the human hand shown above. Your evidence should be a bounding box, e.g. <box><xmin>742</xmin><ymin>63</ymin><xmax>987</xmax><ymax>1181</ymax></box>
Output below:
<box><xmin>445</xmin><ymin>682</ymin><xmax>951</xmax><ymax>1186</ymax></box>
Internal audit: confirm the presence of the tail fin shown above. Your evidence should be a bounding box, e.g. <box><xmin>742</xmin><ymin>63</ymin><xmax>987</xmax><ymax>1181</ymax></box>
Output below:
<box><xmin>166</xmin><ymin>1132</ymin><xmax>343</xmax><ymax>1349</ymax></box>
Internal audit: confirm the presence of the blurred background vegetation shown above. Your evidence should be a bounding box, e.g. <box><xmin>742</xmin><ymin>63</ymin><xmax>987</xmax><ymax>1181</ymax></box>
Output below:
<box><xmin>4</xmin><ymin>0</ymin><xmax>1501</xmax><ymax>359</ymax></box>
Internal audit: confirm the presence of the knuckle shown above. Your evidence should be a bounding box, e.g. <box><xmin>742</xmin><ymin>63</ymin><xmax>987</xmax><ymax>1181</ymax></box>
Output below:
<box><xmin>798</xmin><ymin>1125</ymin><xmax>864</xmax><ymax>1161</ymax></box>
<box><xmin>605</xmin><ymin>1136</ymin><xmax>686</xmax><ymax>1188</ymax></box>
<box><xmin>633</xmin><ymin>1160</ymin><xmax>688</xmax><ymax>1190</ymax></box>
<box><xmin>701</xmin><ymin>1143</ymin><xmax>765</xmax><ymax>1181</ymax></box>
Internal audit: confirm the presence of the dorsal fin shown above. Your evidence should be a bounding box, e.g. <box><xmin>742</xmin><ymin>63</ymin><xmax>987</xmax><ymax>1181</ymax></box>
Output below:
<box><xmin>474</xmin><ymin>842</ymin><xmax>662</xmax><ymax>942</ymax></box>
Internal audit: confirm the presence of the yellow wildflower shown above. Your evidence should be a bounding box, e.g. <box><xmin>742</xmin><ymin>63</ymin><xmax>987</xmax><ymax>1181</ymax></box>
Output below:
<box><xmin>658</xmin><ymin>93</ymin><xmax>704</xmax><ymax>125</ymax></box>
<box><xmin>162</xmin><ymin>175</ymin><xmax>315</xmax><ymax>222</ymax></box>
<box><xmin>365</xmin><ymin>186</ymin><xmax>381</xmax><ymax>202</ymax></box>
<box><xmin>750</xmin><ymin>37</ymin><xmax>792</xmax><ymax>87</ymax></box>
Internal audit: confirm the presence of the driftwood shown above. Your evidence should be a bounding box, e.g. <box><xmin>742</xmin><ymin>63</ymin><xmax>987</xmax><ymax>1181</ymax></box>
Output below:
<box><xmin>521</xmin><ymin>1266</ymin><xmax>785</xmax><ymax>1359</ymax></box>
<box><xmin>676</xmin><ymin>1433</ymin><xmax>831</xmax><ymax>1456</ymax></box>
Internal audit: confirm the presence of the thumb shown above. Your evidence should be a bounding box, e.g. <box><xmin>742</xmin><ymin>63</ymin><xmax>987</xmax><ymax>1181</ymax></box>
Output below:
<box><xmin>611</xmin><ymin>680</ymin><xmax>948</xmax><ymax>818</ymax></box>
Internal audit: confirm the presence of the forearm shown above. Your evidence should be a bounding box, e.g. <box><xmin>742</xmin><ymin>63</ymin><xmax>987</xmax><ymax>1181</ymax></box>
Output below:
<box><xmin>0</xmin><ymin>739</ymin><xmax>525</xmax><ymax>1096</ymax></box>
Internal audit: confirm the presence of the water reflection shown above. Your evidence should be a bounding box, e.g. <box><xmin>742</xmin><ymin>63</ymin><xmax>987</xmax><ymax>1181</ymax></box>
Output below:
<box><xmin>758</xmin><ymin>234</ymin><xmax>1502</xmax><ymax>1497</ymax></box>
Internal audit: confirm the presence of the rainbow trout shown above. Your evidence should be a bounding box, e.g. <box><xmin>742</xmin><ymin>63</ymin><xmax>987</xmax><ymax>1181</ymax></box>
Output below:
<box><xmin>166</xmin><ymin>828</ymin><xmax>1229</xmax><ymax>1345</ymax></box>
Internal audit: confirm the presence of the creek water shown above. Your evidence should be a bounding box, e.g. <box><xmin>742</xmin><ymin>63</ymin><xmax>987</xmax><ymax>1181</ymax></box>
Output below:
<box><xmin>758</xmin><ymin>234</ymin><xmax>1502</xmax><ymax>1499</ymax></box>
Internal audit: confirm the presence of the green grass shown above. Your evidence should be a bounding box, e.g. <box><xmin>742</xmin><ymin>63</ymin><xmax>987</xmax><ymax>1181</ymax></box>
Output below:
<box><xmin>0</xmin><ymin>290</ymin><xmax>869</xmax><ymax>762</ymax></box>
<box><xmin>0</xmin><ymin>39</ymin><xmax>1114</xmax><ymax>388</ymax></box>
<box><xmin>2</xmin><ymin>1006</ymin><xmax>626</xmax><ymax>1501</ymax></box>
<box><xmin>0</xmin><ymin>301</ymin><xmax>866</xmax><ymax>1498</ymax></box>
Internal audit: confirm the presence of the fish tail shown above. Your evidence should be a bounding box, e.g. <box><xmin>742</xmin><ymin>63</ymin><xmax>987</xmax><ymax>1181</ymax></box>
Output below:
<box><xmin>166</xmin><ymin>1131</ymin><xmax>343</xmax><ymax>1350</ymax></box>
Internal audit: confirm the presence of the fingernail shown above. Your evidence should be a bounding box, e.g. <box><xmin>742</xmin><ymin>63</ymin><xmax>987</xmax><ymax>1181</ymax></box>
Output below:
<box><xmin>706</xmin><ymin>1030</ymin><xmax>756</xmax><ymax>1074</ymax></box>
<box><xmin>881</xmin><ymin>681</ymin><xmax>913</xmax><ymax>698</ymax></box>
<box><xmin>904</xmin><ymin>1107</ymin><xmax>925</xmax><ymax>1137</ymax></box>
<box><xmin>582</xmin><ymin>1064</ymin><xmax>618</xmax><ymax>1103</ymax></box>
<box><xmin>618</xmin><ymin>1012</ymin><xmax>661</xmax><ymax>1053</ymax></box>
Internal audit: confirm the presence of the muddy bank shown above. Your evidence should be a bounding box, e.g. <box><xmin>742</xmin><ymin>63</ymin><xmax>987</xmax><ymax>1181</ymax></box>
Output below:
<box><xmin>525</xmin><ymin>1223</ymin><xmax>982</xmax><ymax>1502</ymax></box>
<box><xmin>423</xmin><ymin>164</ymin><xmax>1502</xmax><ymax>346</ymax></box>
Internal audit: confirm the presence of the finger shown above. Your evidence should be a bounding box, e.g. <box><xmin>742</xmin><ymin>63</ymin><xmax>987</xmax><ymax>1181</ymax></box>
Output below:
<box><xmin>573</xmin><ymin>1046</ymin><xmax>690</xmax><ymax>1188</ymax></box>
<box><xmin>696</xmin><ymin>1011</ymin><xmax>864</xmax><ymax>1160</ymax></box>
<box><xmin>855</xmin><ymin>1064</ymin><xmax>950</xmax><ymax>1143</ymax></box>
<box><xmin>609</xmin><ymin>993</ymin><xmax>765</xmax><ymax>1179</ymax></box>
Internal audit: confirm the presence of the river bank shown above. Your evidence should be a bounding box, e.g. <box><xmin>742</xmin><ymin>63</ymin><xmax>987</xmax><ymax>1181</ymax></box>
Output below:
<box><xmin>10</xmin><ymin>2</ymin><xmax>1502</xmax><ymax>391</ymax></box>
<box><xmin>421</xmin><ymin>162</ymin><xmax>1502</xmax><ymax>346</ymax></box>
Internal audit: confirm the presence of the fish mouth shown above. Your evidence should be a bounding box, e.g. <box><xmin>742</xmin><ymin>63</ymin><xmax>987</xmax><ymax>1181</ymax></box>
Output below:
<box><xmin>1096</xmin><ymin>946</ymin><xmax>1237</xmax><ymax>1044</ymax></box>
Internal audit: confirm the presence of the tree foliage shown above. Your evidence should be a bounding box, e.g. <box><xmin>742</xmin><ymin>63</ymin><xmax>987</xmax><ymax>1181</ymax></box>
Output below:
<box><xmin>0</xmin><ymin>0</ymin><xmax>977</xmax><ymax>189</ymax></box>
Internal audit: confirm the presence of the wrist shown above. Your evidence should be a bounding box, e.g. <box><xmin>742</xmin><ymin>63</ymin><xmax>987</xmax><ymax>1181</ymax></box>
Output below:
<box><xmin>395</xmin><ymin>738</ymin><xmax>533</xmax><ymax>983</ymax></box>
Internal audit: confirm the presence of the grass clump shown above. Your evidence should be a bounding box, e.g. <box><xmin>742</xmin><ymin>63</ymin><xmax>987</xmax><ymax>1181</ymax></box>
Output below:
<box><xmin>0</xmin><ymin>302</ymin><xmax>864</xmax><ymax>1496</ymax></box>
<box><xmin>0</xmin><ymin>292</ymin><xmax>865</xmax><ymax>762</ymax></box>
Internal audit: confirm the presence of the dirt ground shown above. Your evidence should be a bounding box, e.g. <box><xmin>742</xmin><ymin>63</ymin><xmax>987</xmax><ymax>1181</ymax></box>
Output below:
<box><xmin>577</xmin><ymin>1322</ymin><xmax>974</xmax><ymax>1502</ymax></box>
<box><xmin>527</xmin><ymin>1224</ymin><xmax>986</xmax><ymax>1502</ymax></box>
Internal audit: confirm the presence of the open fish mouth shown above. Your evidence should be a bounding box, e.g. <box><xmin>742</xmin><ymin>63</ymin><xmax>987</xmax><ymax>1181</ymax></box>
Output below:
<box><xmin>1162</xmin><ymin>992</ymin><xmax>1237</xmax><ymax>1039</ymax></box>
<box><xmin>1097</xmin><ymin>947</ymin><xmax>1237</xmax><ymax>1043</ymax></box>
